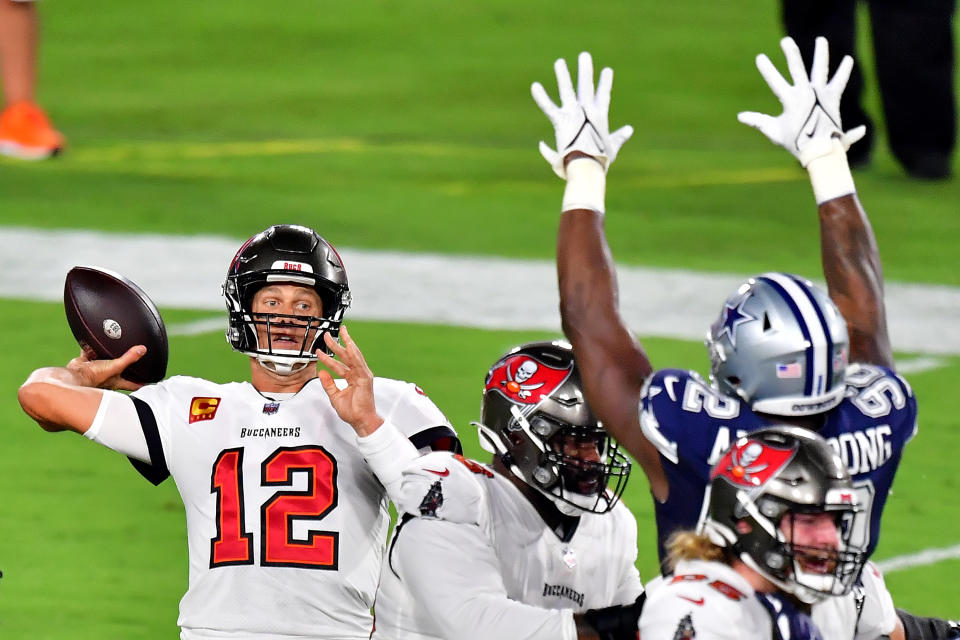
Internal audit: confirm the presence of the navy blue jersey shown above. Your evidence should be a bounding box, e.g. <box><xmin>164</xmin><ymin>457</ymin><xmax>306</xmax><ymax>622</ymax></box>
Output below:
<box><xmin>756</xmin><ymin>593</ymin><xmax>823</xmax><ymax>640</ymax></box>
<box><xmin>639</xmin><ymin>364</ymin><xmax>917</xmax><ymax>563</ymax></box>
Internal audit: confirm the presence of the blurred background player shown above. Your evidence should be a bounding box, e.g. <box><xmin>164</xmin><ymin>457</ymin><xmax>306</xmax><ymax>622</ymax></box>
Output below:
<box><xmin>781</xmin><ymin>0</ymin><xmax>956</xmax><ymax>179</ymax></box>
<box><xmin>0</xmin><ymin>0</ymin><xmax>63</xmax><ymax>159</ymax></box>
<box><xmin>640</xmin><ymin>426</ymin><xmax>874</xmax><ymax>639</ymax></box>
<box><xmin>375</xmin><ymin>341</ymin><xmax>643</xmax><ymax>640</ymax></box>
<box><xmin>18</xmin><ymin>224</ymin><xmax>459</xmax><ymax>639</ymax></box>
<box><xmin>535</xmin><ymin>46</ymin><xmax>957</xmax><ymax>636</ymax></box>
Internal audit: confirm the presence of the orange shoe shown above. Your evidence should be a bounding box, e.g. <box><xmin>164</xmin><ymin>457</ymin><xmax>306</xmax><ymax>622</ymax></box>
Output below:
<box><xmin>0</xmin><ymin>101</ymin><xmax>65</xmax><ymax>160</ymax></box>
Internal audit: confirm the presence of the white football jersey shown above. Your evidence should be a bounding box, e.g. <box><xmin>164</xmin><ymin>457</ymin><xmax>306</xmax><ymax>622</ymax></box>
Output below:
<box><xmin>812</xmin><ymin>561</ymin><xmax>897</xmax><ymax>640</ymax></box>
<box><xmin>640</xmin><ymin>560</ymin><xmax>773</xmax><ymax>640</ymax></box>
<box><xmin>130</xmin><ymin>375</ymin><xmax>452</xmax><ymax>640</ymax></box>
<box><xmin>374</xmin><ymin>456</ymin><xmax>643</xmax><ymax>640</ymax></box>
<box><xmin>641</xmin><ymin>559</ymin><xmax>890</xmax><ymax>640</ymax></box>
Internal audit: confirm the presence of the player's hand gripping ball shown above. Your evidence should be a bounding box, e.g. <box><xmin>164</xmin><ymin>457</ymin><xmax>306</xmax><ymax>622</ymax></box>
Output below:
<box><xmin>63</xmin><ymin>266</ymin><xmax>169</xmax><ymax>384</ymax></box>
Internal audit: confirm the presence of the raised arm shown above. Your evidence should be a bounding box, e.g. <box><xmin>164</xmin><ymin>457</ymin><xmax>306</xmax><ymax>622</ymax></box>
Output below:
<box><xmin>738</xmin><ymin>36</ymin><xmax>893</xmax><ymax>368</ymax></box>
<box><xmin>818</xmin><ymin>195</ymin><xmax>891</xmax><ymax>367</ymax></box>
<box><xmin>533</xmin><ymin>52</ymin><xmax>667</xmax><ymax>500</ymax></box>
<box><xmin>18</xmin><ymin>346</ymin><xmax>146</xmax><ymax>432</ymax></box>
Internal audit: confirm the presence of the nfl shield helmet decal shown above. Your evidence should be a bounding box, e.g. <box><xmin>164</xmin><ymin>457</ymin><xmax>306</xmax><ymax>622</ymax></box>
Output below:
<box><xmin>484</xmin><ymin>354</ymin><xmax>573</xmax><ymax>405</ymax></box>
<box><xmin>711</xmin><ymin>438</ymin><xmax>795</xmax><ymax>488</ymax></box>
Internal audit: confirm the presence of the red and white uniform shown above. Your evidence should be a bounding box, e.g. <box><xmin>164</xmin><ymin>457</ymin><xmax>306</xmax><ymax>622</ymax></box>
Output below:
<box><xmin>640</xmin><ymin>560</ymin><xmax>774</xmax><ymax>640</ymax></box>
<box><xmin>374</xmin><ymin>452</ymin><xmax>643</xmax><ymax>640</ymax></box>
<box><xmin>124</xmin><ymin>375</ymin><xmax>452</xmax><ymax>640</ymax></box>
<box><xmin>640</xmin><ymin>559</ymin><xmax>896</xmax><ymax>640</ymax></box>
<box><xmin>812</xmin><ymin>561</ymin><xmax>897</xmax><ymax>640</ymax></box>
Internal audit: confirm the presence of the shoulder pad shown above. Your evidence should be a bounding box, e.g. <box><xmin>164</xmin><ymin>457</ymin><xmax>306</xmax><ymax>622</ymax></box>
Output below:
<box><xmin>642</xmin><ymin>577</ymin><xmax>758</xmax><ymax>640</ymax></box>
<box><xmin>855</xmin><ymin>562</ymin><xmax>897</xmax><ymax>638</ymax></box>
<box><xmin>642</xmin><ymin>369</ymin><xmax>695</xmax><ymax>403</ymax></box>
<box><xmin>397</xmin><ymin>452</ymin><xmax>491</xmax><ymax>526</ymax></box>
<box><xmin>373</xmin><ymin>378</ymin><xmax>454</xmax><ymax>440</ymax></box>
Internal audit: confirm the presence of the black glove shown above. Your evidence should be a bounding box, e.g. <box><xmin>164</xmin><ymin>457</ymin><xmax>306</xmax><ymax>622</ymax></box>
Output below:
<box><xmin>581</xmin><ymin>594</ymin><xmax>645</xmax><ymax>640</ymax></box>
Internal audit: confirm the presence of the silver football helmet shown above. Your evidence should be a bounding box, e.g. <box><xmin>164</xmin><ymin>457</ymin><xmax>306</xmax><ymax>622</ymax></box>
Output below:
<box><xmin>706</xmin><ymin>272</ymin><xmax>849</xmax><ymax>416</ymax></box>
<box><xmin>472</xmin><ymin>340</ymin><xmax>631</xmax><ymax>515</ymax></box>
<box><xmin>701</xmin><ymin>426</ymin><xmax>866</xmax><ymax>604</ymax></box>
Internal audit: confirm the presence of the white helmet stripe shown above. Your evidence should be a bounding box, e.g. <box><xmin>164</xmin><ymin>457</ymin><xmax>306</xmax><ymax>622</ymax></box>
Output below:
<box><xmin>760</xmin><ymin>273</ymin><xmax>830</xmax><ymax>397</ymax></box>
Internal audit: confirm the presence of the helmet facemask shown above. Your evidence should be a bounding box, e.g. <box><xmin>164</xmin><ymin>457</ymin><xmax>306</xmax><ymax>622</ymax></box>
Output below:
<box><xmin>237</xmin><ymin>307</ymin><xmax>331</xmax><ymax>376</ymax></box>
<box><xmin>722</xmin><ymin>492</ymin><xmax>866</xmax><ymax>604</ymax></box>
<box><xmin>506</xmin><ymin>410</ymin><xmax>630</xmax><ymax>515</ymax></box>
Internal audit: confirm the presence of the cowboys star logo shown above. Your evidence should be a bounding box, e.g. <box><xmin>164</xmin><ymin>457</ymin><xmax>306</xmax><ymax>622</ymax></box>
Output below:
<box><xmin>714</xmin><ymin>294</ymin><xmax>757</xmax><ymax>349</ymax></box>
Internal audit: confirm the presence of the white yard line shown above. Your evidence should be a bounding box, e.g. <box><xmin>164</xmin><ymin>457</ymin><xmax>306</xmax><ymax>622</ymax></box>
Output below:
<box><xmin>892</xmin><ymin>356</ymin><xmax>946</xmax><ymax>374</ymax></box>
<box><xmin>876</xmin><ymin>543</ymin><xmax>960</xmax><ymax>574</ymax></box>
<box><xmin>3</xmin><ymin>226</ymin><xmax>960</xmax><ymax>355</ymax></box>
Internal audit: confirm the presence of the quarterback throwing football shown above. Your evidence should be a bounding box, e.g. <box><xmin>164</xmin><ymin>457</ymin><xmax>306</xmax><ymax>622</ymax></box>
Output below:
<box><xmin>18</xmin><ymin>224</ymin><xmax>458</xmax><ymax>639</ymax></box>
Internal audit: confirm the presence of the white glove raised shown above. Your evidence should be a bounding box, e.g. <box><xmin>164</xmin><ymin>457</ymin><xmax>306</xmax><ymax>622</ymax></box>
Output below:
<box><xmin>396</xmin><ymin>451</ymin><xmax>491</xmax><ymax>526</ymax></box>
<box><xmin>738</xmin><ymin>36</ymin><xmax>865</xmax><ymax>168</ymax></box>
<box><xmin>532</xmin><ymin>51</ymin><xmax>634</xmax><ymax>179</ymax></box>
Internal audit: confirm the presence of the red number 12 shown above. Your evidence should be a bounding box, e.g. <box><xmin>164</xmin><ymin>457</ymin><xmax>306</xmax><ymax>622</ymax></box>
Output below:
<box><xmin>210</xmin><ymin>446</ymin><xmax>339</xmax><ymax>570</ymax></box>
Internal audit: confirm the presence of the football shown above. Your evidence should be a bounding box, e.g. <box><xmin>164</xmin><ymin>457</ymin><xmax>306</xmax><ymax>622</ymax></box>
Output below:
<box><xmin>63</xmin><ymin>266</ymin><xmax>169</xmax><ymax>384</ymax></box>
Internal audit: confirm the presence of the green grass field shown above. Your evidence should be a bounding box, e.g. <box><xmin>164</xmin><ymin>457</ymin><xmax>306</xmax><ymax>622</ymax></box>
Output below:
<box><xmin>1</xmin><ymin>0</ymin><xmax>958</xmax><ymax>636</ymax></box>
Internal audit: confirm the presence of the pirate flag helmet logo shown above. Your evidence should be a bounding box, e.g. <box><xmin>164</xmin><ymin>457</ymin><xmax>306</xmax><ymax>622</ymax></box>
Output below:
<box><xmin>711</xmin><ymin>437</ymin><xmax>796</xmax><ymax>489</ymax></box>
<box><xmin>484</xmin><ymin>352</ymin><xmax>573</xmax><ymax>406</ymax></box>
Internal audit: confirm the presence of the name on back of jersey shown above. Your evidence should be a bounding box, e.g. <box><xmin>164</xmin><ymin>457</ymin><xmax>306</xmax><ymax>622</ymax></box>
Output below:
<box><xmin>646</xmin><ymin>367</ymin><xmax>910</xmax><ymax>477</ymax></box>
<box><xmin>706</xmin><ymin>424</ymin><xmax>894</xmax><ymax>475</ymax></box>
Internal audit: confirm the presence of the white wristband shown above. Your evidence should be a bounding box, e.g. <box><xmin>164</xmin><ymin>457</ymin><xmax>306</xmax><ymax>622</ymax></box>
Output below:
<box><xmin>807</xmin><ymin>138</ymin><xmax>856</xmax><ymax>205</ymax></box>
<box><xmin>357</xmin><ymin>419</ymin><xmax>419</xmax><ymax>503</ymax></box>
<box><xmin>562</xmin><ymin>157</ymin><xmax>607</xmax><ymax>213</ymax></box>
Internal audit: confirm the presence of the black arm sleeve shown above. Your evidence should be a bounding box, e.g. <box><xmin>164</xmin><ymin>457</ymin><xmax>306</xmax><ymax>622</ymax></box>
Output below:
<box><xmin>581</xmin><ymin>594</ymin><xmax>646</xmax><ymax>640</ymax></box>
<box><xmin>126</xmin><ymin>397</ymin><xmax>170</xmax><ymax>486</ymax></box>
<box><xmin>408</xmin><ymin>425</ymin><xmax>461</xmax><ymax>454</ymax></box>
<box><xmin>897</xmin><ymin>609</ymin><xmax>960</xmax><ymax>640</ymax></box>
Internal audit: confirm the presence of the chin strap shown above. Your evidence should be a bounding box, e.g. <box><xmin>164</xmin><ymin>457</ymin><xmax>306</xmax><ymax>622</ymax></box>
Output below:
<box><xmin>255</xmin><ymin>354</ymin><xmax>314</xmax><ymax>376</ymax></box>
